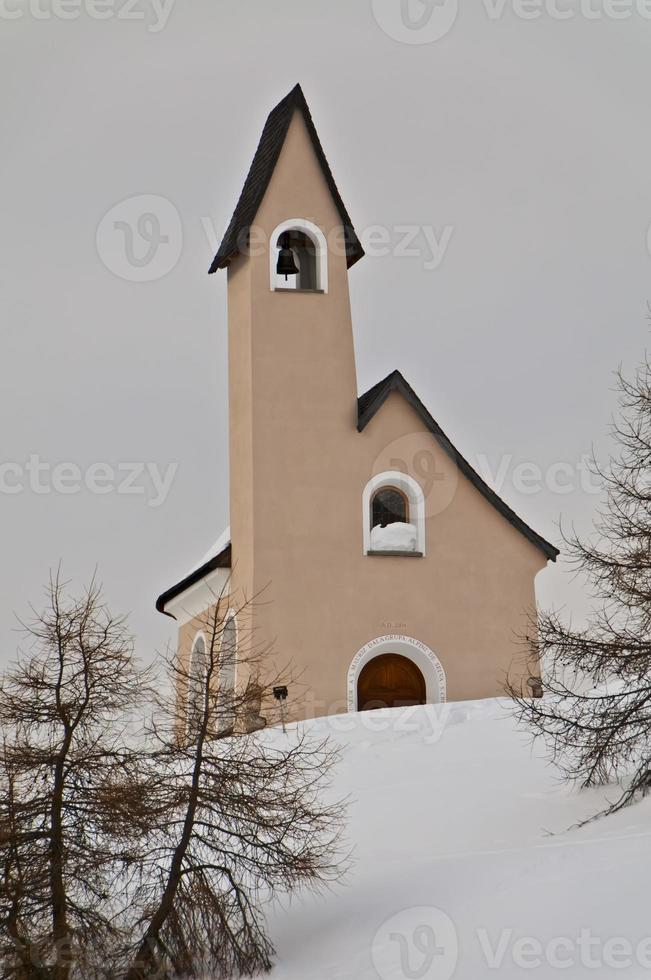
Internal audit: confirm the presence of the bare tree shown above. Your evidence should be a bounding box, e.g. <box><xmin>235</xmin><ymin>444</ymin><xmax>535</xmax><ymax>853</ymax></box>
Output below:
<box><xmin>509</xmin><ymin>354</ymin><xmax>651</xmax><ymax>818</ymax></box>
<box><xmin>1</xmin><ymin>575</ymin><xmax>346</xmax><ymax>979</ymax></box>
<box><xmin>0</xmin><ymin>572</ymin><xmax>152</xmax><ymax>980</ymax></box>
<box><xmin>124</xmin><ymin>584</ymin><xmax>347</xmax><ymax>980</ymax></box>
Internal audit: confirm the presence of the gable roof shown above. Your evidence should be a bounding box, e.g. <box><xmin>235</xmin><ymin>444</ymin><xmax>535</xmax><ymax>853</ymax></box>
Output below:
<box><xmin>358</xmin><ymin>370</ymin><xmax>559</xmax><ymax>562</ymax></box>
<box><xmin>208</xmin><ymin>84</ymin><xmax>365</xmax><ymax>273</ymax></box>
<box><xmin>156</xmin><ymin>372</ymin><xmax>557</xmax><ymax>618</ymax></box>
<box><xmin>156</xmin><ymin>541</ymin><xmax>232</xmax><ymax>618</ymax></box>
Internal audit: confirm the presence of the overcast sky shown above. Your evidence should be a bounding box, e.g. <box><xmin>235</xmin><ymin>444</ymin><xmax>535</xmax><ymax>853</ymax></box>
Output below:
<box><xmin>1</xmin><ymin>0</ymin><xmax>649</xmax><ymax>667</ymax></box>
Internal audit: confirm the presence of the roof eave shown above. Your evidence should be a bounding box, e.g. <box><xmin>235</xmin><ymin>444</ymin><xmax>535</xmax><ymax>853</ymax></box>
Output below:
<box><xmin>155</xmin><ymin>544</ymin><xmax>232</xmax><ymax>617</ymax></box>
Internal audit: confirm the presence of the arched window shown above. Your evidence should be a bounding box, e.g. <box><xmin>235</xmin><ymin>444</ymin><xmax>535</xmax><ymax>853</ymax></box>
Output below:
<box><xmin>187</xmin><ymin>634</ymin><xmax>207</xmax><ymax>731</ymax></box>
<box><xmin>362</xmin><ymin>472</ymin><xmax>426</xmax><ymax>556</ymax></box>
<box><xmin>270</xmin><ymin>219</ymin><xmax>328</xmax><ymax>293</ymax></box>
<box><xmin>218</xmin><ymin>615</ymin><xmax>237</xmax><ymax>734</ymax></box>
<box><xmin>371</xmin><ymin>486</ymin><xmax>409</xmax><ymax>529</ymax></box>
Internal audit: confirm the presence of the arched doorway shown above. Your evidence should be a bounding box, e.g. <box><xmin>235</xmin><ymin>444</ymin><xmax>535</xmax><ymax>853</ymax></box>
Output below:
<box><xmin>357</xmin><ymin>653</ymin><xmax>426</xmax><ymax>711</ymax></box>
<box><xmin>347</xmin><ymin>634</ymin><xmax>447</xmax><ymax>711</ymax></box>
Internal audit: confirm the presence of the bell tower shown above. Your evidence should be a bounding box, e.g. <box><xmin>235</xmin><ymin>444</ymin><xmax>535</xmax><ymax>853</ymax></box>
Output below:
<box><xmin>158</xmin><ymin>83</ymin><xmax>559</xmax><ymax>724</ymax></box>
<box><xmin>209</xmin><ymin>84</ymin><xmax>366</xmax><ymax>618</ymax></box>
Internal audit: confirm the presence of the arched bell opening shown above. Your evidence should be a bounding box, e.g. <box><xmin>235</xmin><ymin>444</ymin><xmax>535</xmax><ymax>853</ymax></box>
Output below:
<box><xmin>270</xmin><ymin>219</ymin><xmax>328</xmax><ymax>292</ymax></box>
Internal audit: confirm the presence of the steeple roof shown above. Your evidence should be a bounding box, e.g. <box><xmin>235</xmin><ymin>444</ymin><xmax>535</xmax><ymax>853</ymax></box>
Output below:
<box><xmin>208</xmin><ymin>84</ymin><xmax>365</xmax><ymax>273</ymax></box>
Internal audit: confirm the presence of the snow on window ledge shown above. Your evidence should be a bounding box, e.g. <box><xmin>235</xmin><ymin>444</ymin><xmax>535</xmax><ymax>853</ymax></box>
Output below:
<box><xmin>369</xmin><ymin>522</ymin><xmax>419</xmax><ymax>554</ymax></box>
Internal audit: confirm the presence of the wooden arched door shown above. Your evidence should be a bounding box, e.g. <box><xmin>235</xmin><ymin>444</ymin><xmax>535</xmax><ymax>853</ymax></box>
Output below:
<box><xmin>357</xmin><ymin>654</ymin><xmax>426</xmax><ymax>711</ymax></box>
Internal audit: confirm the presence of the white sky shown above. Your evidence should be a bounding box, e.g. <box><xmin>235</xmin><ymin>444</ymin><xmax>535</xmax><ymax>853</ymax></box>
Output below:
<box><xmin>1</xmin><ymin>0</ymin><xmax>649</xmax><ymax>666</ymax></box>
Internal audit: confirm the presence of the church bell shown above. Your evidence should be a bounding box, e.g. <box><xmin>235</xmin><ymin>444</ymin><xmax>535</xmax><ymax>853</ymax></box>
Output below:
<box><xmin>276</xmin><ymin>235</ymin><xmax>300</xmax><ymax>280</ymax></box>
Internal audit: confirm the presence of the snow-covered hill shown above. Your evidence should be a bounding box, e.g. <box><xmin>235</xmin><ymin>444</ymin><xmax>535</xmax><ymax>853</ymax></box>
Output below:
<box><xmin>264</xmin><ymin>700</ymin><xmax>651</xmax><ymax>979</ymax></box>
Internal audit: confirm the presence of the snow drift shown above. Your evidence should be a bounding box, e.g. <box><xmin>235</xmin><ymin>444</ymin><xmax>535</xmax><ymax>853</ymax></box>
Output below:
<box><xmin>262</xmin><ymin>699</ymin><xmax>651</xmax><ymax>979</ymax></box>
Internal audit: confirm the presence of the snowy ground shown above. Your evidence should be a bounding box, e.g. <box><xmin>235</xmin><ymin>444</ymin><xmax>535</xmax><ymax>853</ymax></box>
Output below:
<box><xmin>263</xmin><ymin>700</ymin><xmax>651</xmax><ymax>979</ymax></box>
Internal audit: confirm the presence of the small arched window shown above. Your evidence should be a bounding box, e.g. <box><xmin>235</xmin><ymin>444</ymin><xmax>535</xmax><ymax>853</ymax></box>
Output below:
<box><xmin>371</xmin><ymin>486</ymin><xmax>409</xmax><ymax>529</ymax></box>
<box><xmin>362</xmin><ymin>471</ymin><xmax>426</xmax><ymax>557</ymax></box>
<box><xmin>187</xmin><ymin>634</ymin><xmax>207</xmax><ymax>731</ymax></box>
<box><xmin>270</xmin><ymin>219</ymin><xmax>328</xmax><ymax>293</ymax></box>
<box><xmin>218</xmin><ymin>615</ymin><xmax>237</xmax><ymax>734</ymax></box>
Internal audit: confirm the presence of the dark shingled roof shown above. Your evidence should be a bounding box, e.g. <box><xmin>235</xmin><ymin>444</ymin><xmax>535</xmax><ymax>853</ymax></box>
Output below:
<box><xmin>156</xmin><ymin>543</ymin><xmax>231</xmax><ymax>618</ymax></box>
<box><xmin>358</xmin><ymin>370</ymin><xmax>560</xmax><ymax>563</ymax></box>
<box><xmin>208</xmin><ymin>84</ymin><xmax>365</xmax><ymax>274</ymax></box>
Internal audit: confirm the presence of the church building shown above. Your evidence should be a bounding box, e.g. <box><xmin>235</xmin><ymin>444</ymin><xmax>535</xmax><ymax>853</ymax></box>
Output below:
<box><xmin>156</xmin><ymin>84</ymin><xmax>558</xmax><ymax>724</ymax></box>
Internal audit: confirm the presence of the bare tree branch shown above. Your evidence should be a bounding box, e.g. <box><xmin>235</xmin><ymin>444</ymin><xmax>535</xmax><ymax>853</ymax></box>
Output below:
<box><xmin>509</xmin><ymin>352</ymin><xmax>651</xmax><ymax>820</ymax></box>
<box><xmin>124</xmin><ymin>581</ymin><xmax>348</xmax><ymax>980</ymax></box>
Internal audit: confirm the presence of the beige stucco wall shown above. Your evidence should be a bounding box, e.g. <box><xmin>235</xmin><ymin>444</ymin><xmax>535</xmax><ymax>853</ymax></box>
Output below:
<box><xmin>193</xmin><ymin>108</ymin><xmax>550</xmax><ymax>724</ymax></box>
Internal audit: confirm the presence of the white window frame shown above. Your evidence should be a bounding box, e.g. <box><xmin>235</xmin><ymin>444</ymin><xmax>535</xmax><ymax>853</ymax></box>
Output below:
<box><xmin>187</xmin><ymin>631</ymin><xmax>207</xmax><ymax>728</ymax></box>
<box><xmin>270</xmin><ymin>218</ymin><xmax>328</xmax><ymax>293</ymax></box>
<box><xmin>218</xmin><ymin>612</ymin><xmax>238</xmax><ymax>732</ymax></box>
<box><xmin>362</xmin><ymin>471</ymin><xmax>426</xmax><ymax>556</ymax></box>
